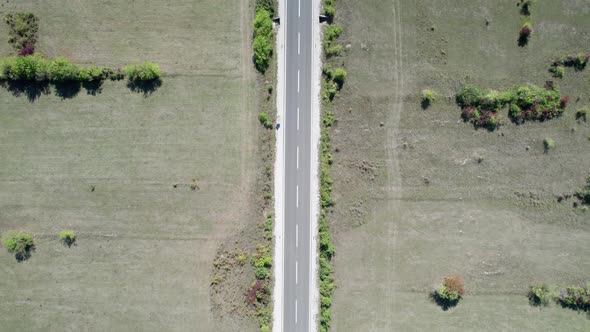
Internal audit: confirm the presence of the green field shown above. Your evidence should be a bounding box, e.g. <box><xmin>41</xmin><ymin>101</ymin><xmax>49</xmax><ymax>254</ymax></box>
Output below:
<box><xmin>329</xmin><ymin>0</ymin><xmax>590</xmax><ymax>330</ymax></box>
<box><xmin>0</xmin><ymin>0</ymin><xmax>259</xmax><ymax>330</ymax></box>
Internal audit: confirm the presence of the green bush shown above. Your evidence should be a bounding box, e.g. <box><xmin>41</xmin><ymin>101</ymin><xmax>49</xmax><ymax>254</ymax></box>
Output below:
<box><xmin>528</xmin><ymin>284</ymin><xmax>552</xmax><ymax>306</ymax></box>
<box><xmin>332</xmin><ymin>68</ymin><xmax>346</xmax><ymax>88</ymax></box>
<box><xmin>549</xmin><ymin>65</ymin><xmax>565</xmax><ymax>78</ymax></box>
<box><xmin>49</xmin><ymin>57</ymin><xmax>82</xmax><ymax>82</ymax></box>
<box><xmin>456</xmin><ymin>85</ymin><xmax>484</xmax><ymax>107</ymax></box>
<box><xmin>124</xmin><ymin>62</ymin><xmax>161</xmax><ymax>81</ymax></box>
<box><xmin>256</xmin><ymin>0</ymin><xmax>275</xmax><ymax>16</ymax></box>
<box><xmin>324</xmin><ymin>4</ymin><xmax>335</xmax><ymax>19</ymax></box>
<box><xmin>258</xmin><ymin>112</ymin><xmax>273</xmax><ymax>129</ymax></box>
<box><xmin>323</xmin><ymin>25</ymin><xmax>343</xmax><ymax>57</ymax></box>
<box><xmin>421</xmin><ymin>89</ymin><xmax>436</xmax><ymax>108</ymax></box>
<box><xmin>59</xmin><ymin>230</ymin><xmax>76</xmax><ymax>247</ymax></box>
<box><xmin>253</xmin><ymin>9</ymin><xmax>274</xmax><ymax>72</ymax></box>
<box><xmin>543</xmin><ymin>137</ymin><xmax>555</xmax><ymax>152</ymax></box>
<box><xmin>2</xmin><ymin>231</ymin><xmax>34</xmax><ymax>261</ymax></box>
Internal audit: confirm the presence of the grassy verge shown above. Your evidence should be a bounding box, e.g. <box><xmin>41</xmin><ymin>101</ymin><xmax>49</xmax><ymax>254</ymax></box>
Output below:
<box><xmin>319</xmin><ymin>0</ymin><xmax>346</xmax><ymax>330</ymax></box>
<box><xmin>251</xmin><ymin>1</ymin><xmax>276</xmax><ymax>330</ymax></box>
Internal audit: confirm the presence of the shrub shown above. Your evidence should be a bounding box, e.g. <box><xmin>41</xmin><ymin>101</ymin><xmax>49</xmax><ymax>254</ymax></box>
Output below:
<box><xmin>323</xmin><ymin>25</ymin><xmax>343</xmax><ymax>57</ymax></box>
<box><xmin>575</xmin><ymin>176</ymin><xmax>590</xmax><ymax>206</ymax></box>
<box><xmin>324</xmin><ymin>4</ymin><xmax>335</xmax><ymax>20</ymax></box>
<box><xmin>528</xmin><ymin>284</ymin><xmax>552</xmax><ymax>306</ymax></box>
<box><xmin>576</xmin><ymin>108</ymin><xmax>588</xmax><ymax>122</ymax></box>
<box><xmin>519</xmin><ymin>22</ymin><xmax>533</xmax><ymax>46</ymax></box>
<box><xmin>2</xmin><ymin>231</ymin><xmax>34</xmax><ymax>261</ymax></box>
<box><xmin>543</xmin><ymin>137</ymin><xmax>555</xmax><ymax>152</ymax></box>
<box><xmin>254</xmin><ymin>36</ymin><xmax>273</xmax><ymax>72</ymax></box>
<box><xmin>49</xmin><ymin>57</ymin><xmax>83</xmax><ymax>82</ymax></box>
<box><xmin>124</xmin><ymin>62</ymin><xmax>161</xmax><ymax>81</ymax></box>
<box><xmin>4</xmin><ymin>12</ymin><xmax>39</xmax><ymax>52</ymax></box>
<box><xmin>59</xmin><ymin>231</ymin><xmax>76</xmax><ymax>247</ymax></box>
<box><xmin>549</xmin><ymin>65</ymin><xmax>564</xmax><ymax>78</ymax></box>
<box><xmin>421</xmin><ymin>89</ymin><xmax>436</xmax><ymax>108</ymax></box>
<box><xmin>456</xmin><ymin>85</ymin><xmax>484</xmax><ymax>108</ymax></box>
<box><xmin>258</xmin><ymin>112</ymin><xmax>273</xmax><ymax>129</ymax></box>
<box><xmin>332</xmin><ymin>68</ymin><xmax>346</xmax><ymax>88</ymax></box>
<box><xmin>520</xmin><ymin>0</ymin><xmax>536</xmax><ymax>16</ymax></box>
<box><xmin>431</xmin><ymin>275</ymin><xmax>465</xmax><ymax>309</ymax></box>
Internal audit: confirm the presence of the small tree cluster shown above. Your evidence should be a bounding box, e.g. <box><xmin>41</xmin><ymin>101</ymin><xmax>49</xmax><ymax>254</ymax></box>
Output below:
<box><xmin>2</xmin><ymin>231</ymin><xmax>35</xmax><ymax>261</ymax></box>
<box><xmin>322</xmin><ymin>66</ymin><xmax>346</xmax><ymax>102</ymax></box>
<box><xmin>456</xmin><ymin>84</ymin><xmax>566</xmax><ymax>130</ymax></box>
<box><xmin>549</xmin><ymin>53</ymin><xmax>590</xmax><ymax>78</ymax></box>
<box><xmin>253</xmin><ymin>9</ymin><xmax>274</xmax><ymax>73</ymax></box>
<box><xmin>431</xmin><ymin>275</ymin><xmax>465</xmax><ymax>310</ymax></box>
<box><xmin>4</xmin><ymin>12</ymin><xmax>39</xmax><ymax>55</ymax></box>
<box><xmin>556</xmin><ymin>282</ymin><xmax>590</xmax><ymax>311</ymax></box>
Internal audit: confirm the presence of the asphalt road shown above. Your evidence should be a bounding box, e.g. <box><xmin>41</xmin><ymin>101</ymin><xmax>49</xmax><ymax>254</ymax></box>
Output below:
<box><xmin>283</xmin><ymin>0</ymin><xmax>312</xmax><ymax>330</ymax></box>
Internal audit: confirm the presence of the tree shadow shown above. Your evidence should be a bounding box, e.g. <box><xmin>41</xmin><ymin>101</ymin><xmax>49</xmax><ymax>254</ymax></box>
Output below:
<box><xmin>127</xmin><ymin>78</ymin><xmax>162</xmax><ymax>96</ymax></box>
<box><xmin>53</xmin><ymin>81</ymin><xmax>81</xmax><ymax>99</ymax></box>
<box><xmin>82</xmin><ymin>80</ymin><xmax>104</xmax><ymax>96</ymax></box>
<box><xmin>430</xmin><ymin>292</ymin><xmax>460</xmax><ymax>311</ymax></box>
<box><xmin>0</xmin><ymin>80</ymin><xmax>50</xmax><ymax>102</ymax></box>
<box><xmin>518</xmin><ymin>35</ymin><xmax>529</xmax><ymax>47</ymax></box>
<box><xmin>14</xmin><ymin>244</ymin><xmax>36</xmax><ymax>262</ymax></box>
<box><xmin>421</xmin><ymin>99</ymin><xmax>431</xmax><ymax>110</ymax></box>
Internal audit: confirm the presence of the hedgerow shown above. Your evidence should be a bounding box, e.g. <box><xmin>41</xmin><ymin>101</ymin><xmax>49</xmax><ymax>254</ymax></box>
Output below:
<box><xmin>456</xmin><ymin>84</ymin><xmax>567</xmax><ymax>130</ymax></box>
<box><xmin>4</xmin><ymin>12</ymin><xmax>39</xmax><ymax>54</ymax></box>
<box><xmin>253</xmin><ymin>8</ymin><xmax>274</xmax><ymax>73</ymax></box>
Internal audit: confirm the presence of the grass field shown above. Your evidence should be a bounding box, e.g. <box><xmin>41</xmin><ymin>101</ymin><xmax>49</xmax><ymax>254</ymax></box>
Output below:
<box><xmin>0</xmin><ymin>0</ymin><xmax>259</xmax><ymax>331</ymax></box>
<box><xmin>329</xmin><ymin>0</ymin><xmax>590</xmax><ymax>330</ymax></box>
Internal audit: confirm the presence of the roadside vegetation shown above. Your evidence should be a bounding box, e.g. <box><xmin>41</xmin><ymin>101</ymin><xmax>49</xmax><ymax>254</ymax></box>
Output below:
<box><xmin>4</xmin><ymin>12</ymin><xmax>39</xmax><ymax>55</ymax></box>
<box><xmin>2</xmin><ymin>231</ymin><xmax>35</xmax><ymax>261</ymax></box>
<box><xmin>319</xmin><ymin>0</ymin><xmax>347</xmax><ymax>330</ymax></box>
<box><xmin>253</xmin><ymin>4</ymin><xmax>274</xmax><ymax>73</ymax></box>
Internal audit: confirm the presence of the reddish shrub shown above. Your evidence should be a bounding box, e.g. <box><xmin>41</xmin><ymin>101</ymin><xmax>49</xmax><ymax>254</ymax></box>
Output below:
<box><xmin>444</xmin><ymin>275</ymin><xmax>465</xmax><ymax>297</ymax></box>
<box><xmin>560</xmin><ymin>96</ymin><xmax>570</xmax><ymax>109</ymax></box>
<box><xmin>247</xmin><ymin>280</ymin><xmax>264</xmax><ymax>305</ymax></box>
<box><xmin>18</xmin><ymin>42</ymin><xmax>35</xmax><ymax>56</ymax></box>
